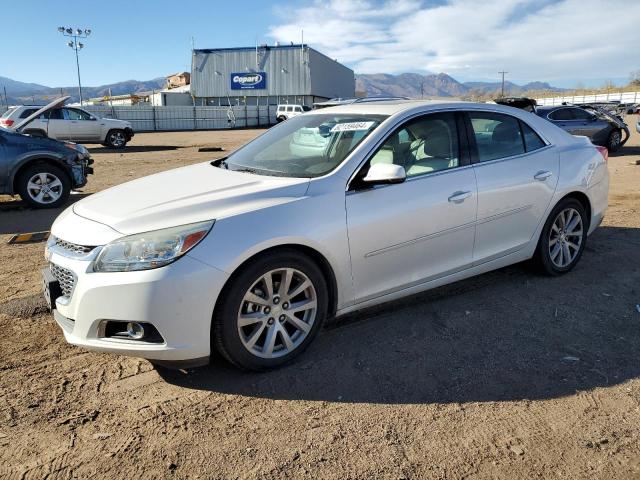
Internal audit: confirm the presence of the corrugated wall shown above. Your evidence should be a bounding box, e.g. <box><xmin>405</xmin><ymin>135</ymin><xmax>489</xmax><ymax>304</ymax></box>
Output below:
<box><xmin>308</xmin><ymin>49</ymin><xmax>355</xmax><ymax>99</ymax></box>
<box><xmin>192</xmin><ymin>46</ymin><xmax>310</xmax><ymax>98</ymax></box>
<box><xmin>191</xmin><ymin>46</ymin><xmax>355</xmax><ymax>99</ymax></box>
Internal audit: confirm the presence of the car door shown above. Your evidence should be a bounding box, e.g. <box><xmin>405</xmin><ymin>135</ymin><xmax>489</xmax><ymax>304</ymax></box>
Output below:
<box><xmin>43</xmin><ymin>108</ymin><xmax>69</xmax><ymax>140</ymax></box>
<box><xmin>346</xmin><ymin>112</ymin><xmax>477</xmax><ymax>302</ymax></box>
<box><xmin>572</xmin><ymin>108</ymin><xmax>608</xmax><ymax>138</ymax></box>
<box><xmin>467</xmin><ymin>111</ymin><xmax>558</xmax><ymax>263</ymax></box>
<box><xmin>64</xmin><ymin>108</ymin><xmax>101</xmax><ymax>141</ymax></box>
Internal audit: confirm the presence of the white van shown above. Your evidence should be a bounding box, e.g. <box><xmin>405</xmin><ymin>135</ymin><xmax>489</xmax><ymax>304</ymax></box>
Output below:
<box><xmin>276</xmin><ymin>104</ymin><xmax>311</xmax><ymax>122</ymax></box>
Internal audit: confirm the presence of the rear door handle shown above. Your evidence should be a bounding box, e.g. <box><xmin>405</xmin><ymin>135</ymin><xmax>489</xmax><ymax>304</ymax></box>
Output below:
<box><xmin>448</xmin><ymin>190</ymin><xmax>472</xmax><ymax>203</ymax></box>
<box><xmin>534</xmin><ymin>171</ymin><xmax>553</xmax><ymax>181</ymax></box>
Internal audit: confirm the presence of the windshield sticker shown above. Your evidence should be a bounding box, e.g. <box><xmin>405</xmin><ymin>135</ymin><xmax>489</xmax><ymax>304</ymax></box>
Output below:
<box><xmin>330</xmin><ymin>121</ymin><xmax>376</xmax><ymax>133</ymax></box>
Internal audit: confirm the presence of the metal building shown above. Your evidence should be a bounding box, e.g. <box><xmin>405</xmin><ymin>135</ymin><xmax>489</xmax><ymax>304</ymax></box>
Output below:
<box><xmin>190</xmin><ymin>44</ymin><xmax>355</xmax><ymax>107</ymax></box>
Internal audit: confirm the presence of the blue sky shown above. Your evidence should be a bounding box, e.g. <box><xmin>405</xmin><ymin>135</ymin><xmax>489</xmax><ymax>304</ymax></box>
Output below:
<box><xmin>3</xmin><ymin>0</ymin><xmax>639</xmax><ymax>89</ymax></box>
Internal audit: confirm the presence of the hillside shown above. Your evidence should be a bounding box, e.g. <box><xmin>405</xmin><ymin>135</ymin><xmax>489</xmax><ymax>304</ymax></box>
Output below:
<box><xmin>0</xmin><ymin>73</ymin><xmax>564</xmax><ymax>106</ymax></box>
<box><xmin>0</xmin><ymin>76</ymin><xmax>165</xmax><ymax>104</ymax></box>
<box><xmin>355</xmin><ymin>73</ymin><xmax>564</xmax><ymax>98</ymax></box>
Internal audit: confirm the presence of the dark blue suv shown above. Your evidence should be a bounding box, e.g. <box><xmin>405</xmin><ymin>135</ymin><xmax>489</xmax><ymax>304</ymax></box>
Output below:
<box><xmin>0</xmin><ymin>125</ymin><xmax>93</xmax><ymax>208</ymax></box>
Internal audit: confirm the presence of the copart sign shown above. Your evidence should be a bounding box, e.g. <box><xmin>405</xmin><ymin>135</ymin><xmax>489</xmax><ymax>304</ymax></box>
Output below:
<box><xmin>231</xmin><ymin>72</ymin><xmax>267</xmax><ymax>90</ymax></box>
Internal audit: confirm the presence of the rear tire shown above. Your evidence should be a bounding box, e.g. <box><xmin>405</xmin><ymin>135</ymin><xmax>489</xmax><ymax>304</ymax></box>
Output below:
<box><xmin>607</xmin><ymin>129</ymin><xmax>622</xmax><ymax>152</ymax></box>
<box><xmin>105</xmin><ymin>129</ymin><xmax>127</xmax><ymax>149</ymax></box>
<box><xmin>17</xmin><ymin>164</ymin><xmax>71</xmax><ymax>209</ymax></box>
<box><xmin>533</xmin><ymin>198</ymin><xmax>587</xmax><ymax>276</ymax></box>
<box><xmin>212</xmin><ymin>249</ymin><xmax>328</xmax><ymax>371</ymax></box>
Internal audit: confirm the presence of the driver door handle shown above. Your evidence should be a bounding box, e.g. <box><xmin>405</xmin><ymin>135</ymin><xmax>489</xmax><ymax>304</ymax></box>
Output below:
<box><xmin>448</xmin><ymin>191</ymin><xmax>472</xmax><ymax>203</ymax></box>
<box><xmin>534</xmin><ymin>170</ymin><xmax>553</xmax><ymax>181</ymax></box>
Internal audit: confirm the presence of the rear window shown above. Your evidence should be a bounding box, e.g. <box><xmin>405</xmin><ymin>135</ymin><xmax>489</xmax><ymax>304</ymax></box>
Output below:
<box><xmin>1</xmin><ymin>107</ymin><xmax>17</xmax><ymax>118</ymax></box>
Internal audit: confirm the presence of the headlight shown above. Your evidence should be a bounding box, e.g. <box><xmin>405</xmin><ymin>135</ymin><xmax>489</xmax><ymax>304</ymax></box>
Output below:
<box><xmin>64</xmin><ymin>142</ymin><xmax>89</xmax><ymax>155</ymax></box>
<box><xmin>93</xmin><ymin>220</ymin><xmax>214</xmax><ymax>272</ymax></box>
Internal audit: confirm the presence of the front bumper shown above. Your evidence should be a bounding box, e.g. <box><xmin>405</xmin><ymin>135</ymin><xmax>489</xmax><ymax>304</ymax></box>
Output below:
<box><xmin>124</xmin><ymin>127</ymin><xmax>134</xmax><ymax>141</ymax></box>
<box><xmin>45</xmin><ymin>245</ymin><xmax>228</xmax><ymax>363</ymax></box>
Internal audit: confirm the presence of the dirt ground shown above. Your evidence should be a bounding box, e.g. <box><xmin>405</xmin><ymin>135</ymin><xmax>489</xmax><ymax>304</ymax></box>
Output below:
<box><xmin>1</xmin><ymin>119</ymin><xmax>640</xmax><ymax>479</ymax></box>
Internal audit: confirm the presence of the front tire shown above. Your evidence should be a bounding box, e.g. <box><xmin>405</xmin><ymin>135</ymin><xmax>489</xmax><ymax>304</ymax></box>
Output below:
<box><xmin>105</xmin><ymin>129</ymin><xmax>127</xmax><ymax>149</ymax></box>
<box><xmin>17</xmin><ymin>164</ymin><xmax>71</xmax><ymax>208</ymax></box>
<box><xmin>533</xmin><ymin>198</ymin><xmax>587</xmax><ymax>275</ymax></box>
<box><xmin>213</xmin><ymin>249</ymin><xmax>328</xmax><ymax>371</ymax></box>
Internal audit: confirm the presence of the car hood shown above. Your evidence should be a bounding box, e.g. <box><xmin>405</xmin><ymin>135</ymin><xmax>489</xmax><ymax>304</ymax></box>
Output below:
<box><xmin>72</xmin><ymin>162</ymin><xmax>310</xmax><ymax>235</ymax></box>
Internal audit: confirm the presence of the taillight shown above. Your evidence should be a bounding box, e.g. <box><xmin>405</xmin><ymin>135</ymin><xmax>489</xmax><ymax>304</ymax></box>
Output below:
<box><xmin>0</xmin><ymin>119</ymin><xmax>14</xmax><ymax>127</ymax></box>
<box><xmin>595</xmin><ymin>145</ymin><xmax>608</xmax><ymax>162</ymax></box>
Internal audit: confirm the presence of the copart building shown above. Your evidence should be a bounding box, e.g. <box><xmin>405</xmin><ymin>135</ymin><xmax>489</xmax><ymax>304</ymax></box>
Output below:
<box><xmin>190</xmin><ymin>44</ymin><xmax>355</xmax><ymax>107</ymax></box>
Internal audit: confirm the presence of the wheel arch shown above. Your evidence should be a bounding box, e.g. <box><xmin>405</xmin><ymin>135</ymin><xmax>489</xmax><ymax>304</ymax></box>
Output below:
<box><xmin>557</xmin><ymin>191</ymin><xmax>592</xmax><ymax>231</ymax></box>
<box><xmin>11</xmin><ymin>157</ymin><xmax>71</xmax><ymax>194</ymax></box>
<box><xmin>212</xmin><ymin>243</ymin><xmax>339</xmax><ymax>324</ymax></box>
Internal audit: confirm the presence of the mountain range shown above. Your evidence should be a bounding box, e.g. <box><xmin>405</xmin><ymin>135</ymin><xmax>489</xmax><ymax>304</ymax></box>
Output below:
<box><xmin>0</xmin><ymin>73</ymin><xmax>563</xmax><ymax>105</ymax></box>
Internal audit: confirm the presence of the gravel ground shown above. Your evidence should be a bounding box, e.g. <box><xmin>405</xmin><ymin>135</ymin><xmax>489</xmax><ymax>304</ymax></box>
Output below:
<box><xmin>1</xmin><ymin>119</ymin><xmax>640</xmax><ymax>479</ymax></box>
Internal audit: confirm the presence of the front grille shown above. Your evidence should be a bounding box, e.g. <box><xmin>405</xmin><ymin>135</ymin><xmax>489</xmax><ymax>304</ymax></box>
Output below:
<box><xmin>53</xmin><ymin>237</ymin><xmax>95</xmax><ymax>255</ymax></box>
<box><xmin>50</xmin><ymin>264</ymin><xmax>77</xmax><ymax>299</ymax></box>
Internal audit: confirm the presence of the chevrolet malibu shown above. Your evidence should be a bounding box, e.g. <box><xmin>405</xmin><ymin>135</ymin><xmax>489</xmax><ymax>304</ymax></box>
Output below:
<box><xmin>44</xmin><ymin>101</ymin><xmax>609</xmax><ymax>371</ymax></box>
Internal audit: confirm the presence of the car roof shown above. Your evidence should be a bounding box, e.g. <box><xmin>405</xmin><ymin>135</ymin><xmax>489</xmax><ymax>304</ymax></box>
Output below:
<box><xmin>304</xmin><ymin>99</ymin><xmax>539</xmax><ymax>117</ymax></box>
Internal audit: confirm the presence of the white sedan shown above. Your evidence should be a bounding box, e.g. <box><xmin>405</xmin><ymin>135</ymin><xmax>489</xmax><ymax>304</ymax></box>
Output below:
<box><xmin>44</xmin><ymin>100</ymin><xmax>609</xmax><ymax>370</ymax></box>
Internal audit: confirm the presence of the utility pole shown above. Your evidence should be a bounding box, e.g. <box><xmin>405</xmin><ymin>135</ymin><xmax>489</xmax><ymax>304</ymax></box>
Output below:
<box><xmin>58</xmin><ymin>27</ymin><xmax>92</xmax><ymax>105</ymax></box>
<box><xmin>420</xmin><ymin>80</ymin><xmax>425</xmax><ymax>99</ymax></box>
<box><xmin>498</xmin><ymin>71</ymin><xmax>508</xmax><ymax>98</ymax></box>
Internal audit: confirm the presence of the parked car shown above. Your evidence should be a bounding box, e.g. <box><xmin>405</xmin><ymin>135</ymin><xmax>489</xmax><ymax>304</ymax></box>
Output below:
<box><xmin>535</xmin><ymin>105</ymin><xmax>629</xmax><ymax>152</ymax></box>
<box><xmin>275</xmin><ymin>104</ymin><xmax>311</xmax><ymax>122</ymax></box>
<box><xmin>0</xmin><ymin>105</ymin><xmax>93</xmax><ymax>208</ymax></box>
<box><xmin>44</xmin><ymin>100</ymin><xmax>608</xmax><ymax>371</ymax></box>
<box><xmin>1</xmin><ymin>97</ymin><xmax>134</xmax><ymax>148</ymax></box>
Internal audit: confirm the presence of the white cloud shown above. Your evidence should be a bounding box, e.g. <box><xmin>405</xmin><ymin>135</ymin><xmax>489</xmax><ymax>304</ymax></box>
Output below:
<box><xmin>268</xmin><ymin>0</ymin><xmax>640</xmax><ymax>85</ymax></box>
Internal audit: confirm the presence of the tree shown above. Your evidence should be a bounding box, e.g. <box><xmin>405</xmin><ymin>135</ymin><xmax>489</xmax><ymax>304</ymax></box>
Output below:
<box><xmin>630</xmin><ymin>71</ymin><xmax>640</xmax><ymax>87</ymax></box>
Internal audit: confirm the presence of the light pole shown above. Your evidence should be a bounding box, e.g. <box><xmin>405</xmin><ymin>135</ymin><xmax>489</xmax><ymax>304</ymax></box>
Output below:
<box><xmin>498</xmin><ymin>70</ymin><xmax>508</xmax><ymax>98</ymax></box>
<box><xmin>58</xmin><ymin>27</ymin><xmax>91</xmax><ymax>105</ymax></box>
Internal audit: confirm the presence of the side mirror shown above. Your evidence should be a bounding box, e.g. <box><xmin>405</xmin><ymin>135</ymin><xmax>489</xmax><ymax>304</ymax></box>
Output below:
<box><xmin>362</xmin><ymin>163</ymin><xmax>406</xmax><ymax>185</ymax></box>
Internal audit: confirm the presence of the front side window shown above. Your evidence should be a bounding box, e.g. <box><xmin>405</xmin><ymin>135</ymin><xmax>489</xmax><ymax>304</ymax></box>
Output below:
<box><xmin>469</xmin><ymin>112</ymin><xmax>525</xmax><ymax>162</ymax></box>
<box><xmin>367</xmin><ymin>112</ymin><xmax>460</xmax><ymax>178</ymax></box>
<box><xmin>223</xmin><ymin>113</ymin><xmax>386</xmax><ymax>178</ymax></box>
<box><xmin>64</xmin><ymin>108</ymin><xmax>91</xmax><ymax>121</ymax></box>
<box><xmin>40</xmin><ymin>109</ymin><xmax>63</xmax><ymax>120</ymax></box>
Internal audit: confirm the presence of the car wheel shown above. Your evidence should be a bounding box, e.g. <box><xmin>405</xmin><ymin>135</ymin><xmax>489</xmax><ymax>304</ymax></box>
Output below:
<box><xmin>213</xmin><ymin>249</ymin><xmax>328</xmax><ymax>371</ymax></box>
<box><xmin>105</xmin><ymin>129</ymin><xmax>127</xmax><ymax>149</ymax></box>
<box><xmin>607</xmin><ymin>129</ymin><xmax>622</xmax><ymax>152</ymax></box>
<box><xmin>17</xmin><ymin>164</ymin><xmax>71</xmax><ymax>208</ymax></box>
<box><xmin>276</xmin><ymin>116</ymin><xmax>286</xmax><ymax>123</ymax></box>
<box><xmin>533</xmin><ymin>198</ymin><xmax>587</xmax><ymax>275</ymax></box>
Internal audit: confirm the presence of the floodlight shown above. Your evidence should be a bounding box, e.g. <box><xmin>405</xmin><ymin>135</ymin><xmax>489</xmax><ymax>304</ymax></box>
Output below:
<box><xmin>58</xmin><ymin>26</ymin><xmax>65</xmax><ymax>32</ymax></box>
<box><xmin>84</xmin><ymin>29</ymin><xmax>91</xmax><ymax>35</ymax></box>
<box><xmin>66</xmin><ymin>28</ymin><xmax>73</xmax><ymax>34</ymax></box>
<box><xmin>67</xmin><ymin>41</ymin><xmax>74</xmax><ymax>48</ymax></box>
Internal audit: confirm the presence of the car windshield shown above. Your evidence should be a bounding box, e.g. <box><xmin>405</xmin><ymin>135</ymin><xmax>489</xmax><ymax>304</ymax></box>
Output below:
<box><xmin>222</xmin><ymin>113</ymin><xmax>387</xmax><ymax>177</ymax></box>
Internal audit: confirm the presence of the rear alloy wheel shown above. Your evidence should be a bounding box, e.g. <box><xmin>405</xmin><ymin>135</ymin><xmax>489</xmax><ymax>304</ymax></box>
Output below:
<box><xmin>17</xmin><ymin>164</ymin><xmax>70</xmax><ymax>208</ymax></box>
<box><xmin>534</xmin><ymin>198</ymin><xmax>587</xmax><ymax>275</ymax></box>
<box><xmin>213</xmin><ymin>250</ymin><xmax>328</xmax><ymax>370</ymax></box>
<box><xmin>607</xmin><ymin>129</ymin><xmax>622</xmax><ymax>152</ymax></box>
<box><xmin>105</xmin><ymin>129</ymin><xmax>127</xmax><ymax>149</ymax></box>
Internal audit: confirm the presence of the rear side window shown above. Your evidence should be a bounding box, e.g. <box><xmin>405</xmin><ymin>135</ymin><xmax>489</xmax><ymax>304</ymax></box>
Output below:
<box><xmin>286</xmin><ymin>106</ymin><xmax>294</xmax><ymax>112</ymax></box>
<box><xmin>40</xmin><ymin>109</ymin><xmax>63</xmax><ymax>120</ymax></box>
<box><xmin>548</xmin><ymin>108</ymin><xmax>573</xmax><ymax>121</ymax></box>
<box><xmin>19</xmin><ymin>108</ymin><xmax>39</xmax><ymax>119</ymax></box>
<box><xmin>469</xmin><ymin>112</ymin><xmax>525</xmax><ymax>162</ymax></box>
<box><xmin>571</xmin><ymin>108</ymin><xmax>593</xmax><ymax>120</ymax></box>
<box><xmin>520</xmin><ymin>122</ymin><xmax>546</xmax><ymax>152</ymax></box>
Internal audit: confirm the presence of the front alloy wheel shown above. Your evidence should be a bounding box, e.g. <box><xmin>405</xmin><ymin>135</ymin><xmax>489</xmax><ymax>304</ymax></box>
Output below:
<box><xmin>213</xmin><ymin>250</ymin><xmax>328</xmax><ymax>371</ymax></box>
<box><xmin>237</xmin><ymin>268</ymin><xmax>317</xmax><ymax>359</ymax></box>
<box><xmin>17</xmin><ymin>164</ymin><xmax>71</xmax><ymax>208</ymax></box>
<box><xmin>106</xmin><ymin>130</ymin><xmax>127</xmax><ymax>148</ymax></box>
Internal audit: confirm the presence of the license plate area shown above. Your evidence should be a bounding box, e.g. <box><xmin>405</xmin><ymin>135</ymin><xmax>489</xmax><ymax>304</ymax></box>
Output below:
<box><xmin>42</xmin><ymin>267</ymin><xmax>62</xmax><ymax>311</ymax></box>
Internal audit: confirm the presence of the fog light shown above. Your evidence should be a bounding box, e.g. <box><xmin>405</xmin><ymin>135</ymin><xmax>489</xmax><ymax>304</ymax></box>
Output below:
<box><xmin>126</xmin><ymin>322</ymin><xmax>145</xmax><ymax>340</ymax></box>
